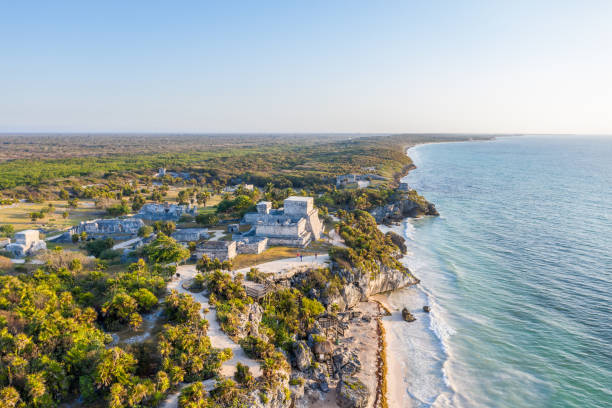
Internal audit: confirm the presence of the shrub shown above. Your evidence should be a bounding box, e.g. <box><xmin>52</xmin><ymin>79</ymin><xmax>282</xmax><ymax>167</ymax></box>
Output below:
<box><xmin>85</xmin><ymin>238</ymin><xmax>115</xmax><ymax>257</ymax></box>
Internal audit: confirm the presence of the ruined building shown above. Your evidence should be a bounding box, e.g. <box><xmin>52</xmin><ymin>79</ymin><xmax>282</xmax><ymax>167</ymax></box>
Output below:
<box><xmin>6</xmin><ymin>230</ymin><xmax>46</xmax><ymax>257</ymax></box>
<box><xmin>135</xmin><ymin>203</ymin><xmax>197</xmax><ymax>221</ymax></box>
<box><xmin>240</xmin><ymin>196</ymin><xmax>323</xmax><ymax>247</ymax></box>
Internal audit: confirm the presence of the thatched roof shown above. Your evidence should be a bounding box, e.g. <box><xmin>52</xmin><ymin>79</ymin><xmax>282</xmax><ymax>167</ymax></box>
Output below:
<box><xmin>313</xmin><ymin>340</ymin><xmax>333</xmax><ymax>355</ymax></box>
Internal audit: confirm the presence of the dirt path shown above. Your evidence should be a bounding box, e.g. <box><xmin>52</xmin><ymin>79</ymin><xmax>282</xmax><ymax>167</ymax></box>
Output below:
<box><xmin>160</xmin><ymin>265</ymin><xmax>262</xmax><ymax>408</ymax></box>
<box><xmin>169</xmin><ymin>264</ymin><xmax>262</xmax><ymax>378</ymax></box>
<box><xmin>234</xmin><ymin>254</ymin><xmax>330</xmax><ymax>279</ymax></box>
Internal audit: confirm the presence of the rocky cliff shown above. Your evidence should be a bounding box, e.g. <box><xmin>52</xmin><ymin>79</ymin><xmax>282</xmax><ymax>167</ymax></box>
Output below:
<box><xmin>370</xmin><ymin>190</ymin><xmax>439</xmax><ymax>224</ymax></box>
<box><xmin>307</xmin><ymin>261</ymin><xmax>419</xmax><ymax>312</ymax></box>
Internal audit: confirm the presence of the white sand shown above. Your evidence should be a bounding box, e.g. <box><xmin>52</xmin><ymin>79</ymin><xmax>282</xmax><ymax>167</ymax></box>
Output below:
<box><xmin>375</xmin><ymin>287</ymin><xmax>448</xmax><ymax>408</ymax></box>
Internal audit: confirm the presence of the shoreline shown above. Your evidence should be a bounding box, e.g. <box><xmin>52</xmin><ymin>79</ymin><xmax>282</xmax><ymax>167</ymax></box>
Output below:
<box><xmin>376</xmin><ymin>140</ymin><xmax>480</xmax><ymax>407</ymax></box>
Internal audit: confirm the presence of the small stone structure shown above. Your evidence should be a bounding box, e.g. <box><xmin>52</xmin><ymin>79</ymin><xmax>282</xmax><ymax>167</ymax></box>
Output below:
<box><xmin>0</xmin><ymin>238</ymin><xmax>10</xmax><ymax>248</ymax></box>
<box><xmin>223</xmin><ymin>184</ymin><xmax>254</xmax><ymax>193</ymax></box>
<box><xmin>171</xmin><ymin>228</ymin><xmax>209</xmax><ymax>242</ymax></box>
<box><xmin>135</xmin><ymin>203</ymin><xmax>197</xmax><ymax>221</ymax></box>
<box><xmin>336</xmin><ymin>173</ymin><xmax>386</xmax><ymax>186</ymax></box>
<box><xmin>60</xmin><ymin>218</ymin><xmax>144</xmax><ymax>241</ymax></box>
<box><xmin>193</xmin><ymin>240</ymin><xmax>237</xmax><ymax>261</ymax></box>
<box><xmin>336</xmin><ymin>174</ymin><xmax>358</xmax><ymax>186</ymax></box>
<box><xmin>240</xmin><ymin>196</ymin><xmax>323</xmax><ymax>247</ymax></box>
<box><xmin>6</xmin><ymin>230</ymin><xmax>46</xmax><ymax>257</ymax></box>
<box><xmin>236</xmin><ymin>236</ymin><xmax>268</xmax><ymax>254</ymax></box>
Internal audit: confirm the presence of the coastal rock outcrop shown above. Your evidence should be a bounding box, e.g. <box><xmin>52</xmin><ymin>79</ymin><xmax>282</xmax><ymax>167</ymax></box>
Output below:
<box><xmin>233</xmin><ymin>302</ymin><xmax>269</xmax><ymax>342</ymax></box>
<box><xmin>336</xmin><ymin>377</ymin><xmax>370</xmax><ymax>408</ymax></box>
<box><xmin>245</xmin><ymin>374</ymin><xmax>292</xmax><ymax>408</ymax></box>
<box><xmin>370</xmin><ymin>190</ymin><xmax>439</xmax><ymax>224</ymax></box>
<box><xmin>321</xmin><ymin>261</ymin><xmax>419</xmax><ymax>312</ymax></box>
<box><xmin>293</xmin><ymin>340</ymin><xmax>313</xmax><ymax>371</ymax></box>
<box><xmin>402</xmin><ymin>307</ymin><xmax>416</xmax><ymax>322</ymax></box>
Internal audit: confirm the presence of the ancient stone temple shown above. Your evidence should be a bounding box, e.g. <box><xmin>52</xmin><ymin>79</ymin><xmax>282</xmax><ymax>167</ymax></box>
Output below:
<box><xmin>6</xmin><ymin>230</ymin><xmax>46</xmax><ymax>257</ymax></box>
<box><xmin>135</xmin><ymin>203</ymin><xmax>197</xmax><ymax>221</ymax></box>
<box><xmin>240</xmin><ymin>196</ymin><xmax>323</xmax><ymax>247</ymax></box>
<box><xmin>170</xmin><ymin>228</ymin><xmax>209</xmax><ymax>242</ymax></box>
<box><xmin>63</xmin><ymin>218</ymin><xmax>144</xmax><ymax>241</ymax></box>
<box><xmin>193</xmin><ymin>240</ymin><xmax>237</xmax><ymax>261</ymax></box>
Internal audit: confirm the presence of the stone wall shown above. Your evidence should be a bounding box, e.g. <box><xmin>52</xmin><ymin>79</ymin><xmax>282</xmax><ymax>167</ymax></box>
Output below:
<box><xmin>236</xmin><ymin>237</ymin><xmax>268</xmax><ymax>254</ymax></box>
<box><xmin>255</xmin><ymin>218</ymin><xmax>306</xmax><ymax>237</ymax></box>
<box><xmin>284</xmin><ymin>196</ymin><xmax>313</xmax><ymax>216</ymax></box>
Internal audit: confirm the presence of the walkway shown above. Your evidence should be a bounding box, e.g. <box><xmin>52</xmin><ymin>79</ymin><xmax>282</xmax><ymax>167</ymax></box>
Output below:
<box><xmin>168</xmin><ymin>265</ymin><xmax>262</xmax><ymax>378</ymax></box>
<box><xmin>234</xmin><ymin>254</ymin><xmax>330</xmax><ymax>280</ymax></box>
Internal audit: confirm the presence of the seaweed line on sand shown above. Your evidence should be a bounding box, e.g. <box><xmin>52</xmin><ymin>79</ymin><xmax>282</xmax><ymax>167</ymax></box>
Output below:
<box><xmin>374</xmin><ymin>317</ymin><xmax>389</xmax><ymax>408</ymax></box>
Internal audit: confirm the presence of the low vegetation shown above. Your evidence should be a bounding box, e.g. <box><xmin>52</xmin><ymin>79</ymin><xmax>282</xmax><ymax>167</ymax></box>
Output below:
<box><xmin>329</xmin><ymin>210</ymin><xmax>406</xmax><ymax>275</ymax></box>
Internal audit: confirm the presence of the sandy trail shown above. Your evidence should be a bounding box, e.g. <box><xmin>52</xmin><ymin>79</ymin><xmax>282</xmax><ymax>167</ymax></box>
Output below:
<box><xmin>161</xmin><ymin>265</ymin><xmax>263</xmax><ymax>407</ymax></box>
<box><xmin>169</xmin><ymin>264</ymin><xmax>262</xmax><ymax>378</ymax></box>
<box><xmin>234</xmin><ymin>254</ymin><xmax>330</xmax><ymax>279</ymax></box>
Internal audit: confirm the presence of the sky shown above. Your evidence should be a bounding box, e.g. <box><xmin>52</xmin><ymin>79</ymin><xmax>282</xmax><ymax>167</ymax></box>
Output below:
<box><xmin>1</xmin><ymin>1</ymin><xmax>611</xmax><ymax>134</ymax></box>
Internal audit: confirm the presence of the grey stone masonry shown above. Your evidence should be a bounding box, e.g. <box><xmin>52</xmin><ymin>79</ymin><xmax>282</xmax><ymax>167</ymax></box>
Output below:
<box><xmin>193</xmin><ymin>240</ymin><xmax>237</xmax><ymax>261</ymax></box>
<box><xmin>70</xmin><ymin>218</ymin><xmax>144</xmax><ymax>239</ymax></box>
<box><xmin>135</xmin><ymin>203</ymin><xmax>197</xmax><ymax>221</ymax></box>
<box><xmin>6</xmin><ymin>230</ymin><xmax>46</xmax><ymax>257</ymax></box>
<box><xmin>240</xmin><ymin>196</ymin><xmax>323</xmax><ymax>247</ymax></box>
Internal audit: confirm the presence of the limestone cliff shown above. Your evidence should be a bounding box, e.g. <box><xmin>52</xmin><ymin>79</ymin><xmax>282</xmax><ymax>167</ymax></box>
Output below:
<box><xmin>320</xmin><ymin>261</ymin><xmax>419</xmax><ymax>312</ymax></box>
<box><xmin>370</xmin><ymin>190</ymin><xmax>439</xmax><ymax>224</ymax></box>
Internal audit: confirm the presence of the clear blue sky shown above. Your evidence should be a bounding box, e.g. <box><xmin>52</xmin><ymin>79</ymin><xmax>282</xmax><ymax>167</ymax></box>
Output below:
<box><xmin>1</xmin><ymin>1</ymin><xmax>611</xmax><ymax>134</ymax></box>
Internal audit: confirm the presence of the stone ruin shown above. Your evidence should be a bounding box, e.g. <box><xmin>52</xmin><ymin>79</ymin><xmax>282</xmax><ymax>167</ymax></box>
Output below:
<box><xmin>235</xmin><ymin>236</ymin><xmax>268</xmax><ymax>254</ymax></box>
<box><xmin>239</xmin><ymin>196</ymin><xmax>323</xmax><ymax>248</ymax></box>
<box><xmin>135</xmin><ymin>203</ymin><xmax>197</xmax><ymax>221</ymax></box>
<box><xmin>170</xmin><ymin>228</ymin><xmax>209</xmax><ymax>242</ymax></box>
<box><xmin>55</xmin><ymin>218</ymin><xmax>144</xmax><ymax>242</ymax></box>
<box><xmin>193</xmin><ymin>240</ymin><xmax>237</xmax><ymax>261</ymax></box>
<box><xmin>6</xmin><ymin>230</ymin><xmax>46</xmax><ymax>257</ymax></box>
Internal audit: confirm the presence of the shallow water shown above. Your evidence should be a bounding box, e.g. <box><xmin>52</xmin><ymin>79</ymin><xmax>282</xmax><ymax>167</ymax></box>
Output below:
<box><xmin>394</xmin><ymin>136</ymin><xmax>612</xmax><ymax>408</ymax></box>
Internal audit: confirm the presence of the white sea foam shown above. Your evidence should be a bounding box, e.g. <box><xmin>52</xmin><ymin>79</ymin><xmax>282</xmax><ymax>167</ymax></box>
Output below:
<box><xmin>380</xmin><ymin>221</ymin><xmax>458</xmax><ymax>407</ymax></box>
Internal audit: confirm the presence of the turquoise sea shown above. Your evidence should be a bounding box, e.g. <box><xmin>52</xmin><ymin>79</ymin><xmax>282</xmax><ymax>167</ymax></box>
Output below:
<box><xmin>396</xmin><ymin>136</ymin><xmax>611</xmax><ymax>408</ymax></box>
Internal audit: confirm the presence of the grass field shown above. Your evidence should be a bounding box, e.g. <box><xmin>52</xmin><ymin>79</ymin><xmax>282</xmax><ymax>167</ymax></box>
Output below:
<box><xmin>0</xmin><ymin>200</ymin><xmax>105</xmax><ymax>233</ymax></box>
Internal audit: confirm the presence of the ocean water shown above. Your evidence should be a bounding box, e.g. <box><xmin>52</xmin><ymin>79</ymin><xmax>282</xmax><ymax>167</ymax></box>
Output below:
<box><xmin>391</xmin><ymin>136</ymin><xmax>612</xmax><ymax>408</ymax></box>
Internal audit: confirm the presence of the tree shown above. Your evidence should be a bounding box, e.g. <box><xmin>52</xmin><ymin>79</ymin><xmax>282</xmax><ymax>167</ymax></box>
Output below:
<box><xmin>177</xmin><ymin>190</ymin><xmax>189</xmax><ymax>205</ymax></box>
<box><xmin>195</xmin><ymin>213</ymin><xmax>219</xmax><ymax>227</ymax></box>
<box><xmin>71</xmin><ymin>234</ymin><xmax>79</xmax><ymax>243</ymax></box>
<box><xmin>95</xmin><ymin>347</ymin><xmax>136</xmax><ymax>388</ymax></box>
<box><xmin>153</xmin><ymin>221</ymin><xmax>176</xmax><ymax>236</ymax></box>
<box><xmin>68</xmin><ymin>258</ymin><xmax>82</xmax><ymax>272</ymax></box>
<box><xmin>68</xmin><ymin>198</ymin><xmax>79</xmax><ymax>208</ymax></box>
<box><xmin>179</xmin><ymin>382</ymin><xmax>209</xmax><ymax>408</ymax></box>
<box><xmin>150</xmin><ymin>190</ymin><xmax>163</xmax><ymax>202</ymax></box>
<box><xmin>84</xmin><ymin>238</ymin><xmax>114</xmax><ymax>257</ymax></box>
<box><xmin>62</xmin><ymin>211</ymin><xmax>69</xmax><ymax>219</ymax></box>
<box><xmin>132</xmin><ymin>194</ymin><xmax>146</xmax><ymax>211</ymax></box>
<box><xmin>196</xmin><ymin>191</ymin><xmax>210</xmax><ymax>206</ymax></box>
<box><xmin>144</xmin><ymin>233</ymin><xmax>190</xmax><ymax>265</ymax></box>
<box><xmin>0</xmin><ymin>386</ymin><xmax>21</xmax><ymax>408</ymax></box>
<box><xmin>138</xmin><ymin>225</ymin><xmax>154</xmax><ymax>238</ymax></box>
<box><xmin>59</xmin><ymin>189</ymin><xmax>69</xmax><ymax>200</ymax></box>
<box><xmin>131</xmin><ymin>288</ymin><xmax>158</xmax><ymax>312</ymax></box>
<box><xmin>107</xmin><ymin>200</ymin><xmax>130</xmax><ymax>216</ymax></box>
<box><xmin>234</xmin><ymin>362</ymin><xmax>254</xmax><ymax>387</ymax></box>
<box><xmin>102</xmin><ymin>293</ymin><xmax>138</xmax><ymax>327</ymax></box>
<box><xmin>0</xmin><ymin>224</ymin><xmax>14</xmax><ymax>237</ymax></box>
